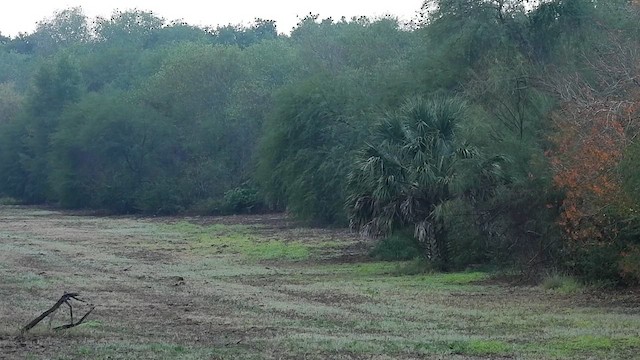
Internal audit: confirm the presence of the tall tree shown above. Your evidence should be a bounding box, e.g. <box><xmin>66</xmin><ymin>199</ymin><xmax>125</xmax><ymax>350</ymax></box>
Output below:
<box><xmin>29</xmin><ymin>7</ymin><xmax>91</xmax><ymax>55</ymax></box>
<box><xmin>20</xmin><ymin>55</ymin><xmax>82</xmax><ymax>202</ymax></box>
<box><xmin>95</xmin><ymin>10</ymin><xmax>164</xmax><ymax>48</ymax></box>
<box><xmin>0</xmin><ymin>83</ymin><xmax>23</xmax><ymax>124</ymax></box>
<box><xmin>0</xmin><ymin>83</ymin><xmax>26</xmax><ymax>197</ymax></box>
<box><xmin>50</xmin><ymin>90</ymin><xmax>172</xmax><ymax>212</ymax></box>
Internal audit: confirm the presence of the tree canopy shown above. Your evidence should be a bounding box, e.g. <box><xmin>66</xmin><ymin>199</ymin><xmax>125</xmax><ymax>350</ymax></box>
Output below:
<box><xmin>1</xmin><ymin>1</ymin><xmax>639</xmax><ymax>283</ymax></box>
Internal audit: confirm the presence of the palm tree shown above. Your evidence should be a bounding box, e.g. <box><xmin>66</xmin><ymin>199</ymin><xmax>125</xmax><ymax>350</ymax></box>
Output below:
<box><xmin>347</xmin><ymin>97</ymin><xmax>477</xmax><ymax>266</ymax></box>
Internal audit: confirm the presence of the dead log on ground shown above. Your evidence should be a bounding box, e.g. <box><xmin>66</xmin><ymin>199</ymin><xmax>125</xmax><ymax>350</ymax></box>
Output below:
<box><xmin>18</xmin><ymin>292</ymin><xmax>95</xmax><ymax>337</ymax></box>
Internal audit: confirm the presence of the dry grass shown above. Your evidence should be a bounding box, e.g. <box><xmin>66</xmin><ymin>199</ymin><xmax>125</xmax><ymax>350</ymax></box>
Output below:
<box><xmin>0</xmin><ymin>205</ymin><xmax>638</xmax><ymax>359</ymax></box>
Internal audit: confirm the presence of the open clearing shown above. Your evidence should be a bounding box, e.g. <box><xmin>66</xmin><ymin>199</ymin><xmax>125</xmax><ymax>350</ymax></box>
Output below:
<box><xmin>0</xmin><ymin>206</ymin><xmax>638</xmax><ymax>359</ymax></box>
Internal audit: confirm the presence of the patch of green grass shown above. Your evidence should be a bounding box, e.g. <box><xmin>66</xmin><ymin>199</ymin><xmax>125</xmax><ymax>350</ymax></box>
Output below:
<box><xmin>70</xmin><ymin>342</ymin><xmax>232</xmax><ymax>359</ymax></box>
<box><xmin>560</xmin><ymin>335</ymin><xmax>614</xmax><ymax>351</ymax></box>
<box><xmin>81</xmin><ymin>320</ymin><xmax>104</xmax><ymax>329</ymax></box>
<box><xmin>310</xmin><ymin>240</ymin><xmax>344</xmax><ymax>249</ymax></box>
<box><xmin>449</xmin><ymin>339</ymin><xmax>512</xmax><ymax>356</ymax></box>
<box><xmin>414</xmin><ymin>271</ymin><xmax>490</xmax><ymax>285</ymax></box>
<box><xmin>0</xmin><ymin>197</ymin><xmax>21</xmax><ymax>205</ymax></box>
<box><xmin>161</xmin><ymin>221</ymin><xmax>311</xmax><ymax>261</ymax></box>
<box><xmin>393</xmin><ymin>258</ymin><xmax>433</xmax><ymax>275</ymax></box>
<box><xmin>282</xmin><ymin>335</ymin><xmax>516</xmax><ymax>357</ymax></box>
<box><xmin>542</xmin><ymin>272</ymin><xmax>583</xmax><ymax>294</ymax></box>
<box><xmin>314</xmin><ymin>263</ymin><xmax>489</xmax><ymax>288</ymax></box>
<box><xmin>243</xmin><ymin>240</ymin><xmax>310</xmax><ymax>260</ymax></box>
<box><xmin>164</xmin><ymin>221</ymin><xmax>248</xmax><ymax>235</ymax></box>
<box><xmin>282</xmin><ymin>336</ymin><xmax>442</xmax><ymax>356</ymax></box>
<box><xmin>3</xmin><ymin>271</ymin><xmax>52</xmax><ymax>288</ymax></box>
<box><xmin>538</xmin><ymin>335</ymin><xmax>623</xmax><ymax>357</ymax></box>
<box><xmin>317</xmin><ymin>262</ymin><xmax>402</xmax><ymax>276</ymax></box>
<box><xmin>147</xmin><ymin>343</ymin><xmax>186</xmax><ymax>353</ymax></box>
<box><xmin>547</xmin><ymin>335</ymin><xmax>640</xmax><ymax>354</ymax></box>
<box><xmin>623</xmin><ymin>336</ymin><xmax>640</xmax><ymax>347</ymax></box>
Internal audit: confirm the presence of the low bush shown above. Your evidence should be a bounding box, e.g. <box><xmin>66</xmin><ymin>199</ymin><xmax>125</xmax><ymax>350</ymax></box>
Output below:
<box><xmin>221</xmin><ymin>186</ymin><xmax>264</xmax><ymax>214</ymax></box>
<box><xmin>541</xmin><ymin>271</ymin><xmax>582</xmax><ymax>293</ymax></box>
<box><xmin>570</xmin><ymin>244</ymin><xmax>623</xmax><ymax>285</ymax></box>
<box><xmin>0</xmin><ymin>197</ymin><xmax>21</xmax><ymax>205</ymax></box>
<box><xmin>370</xmin><ymin>232</ymin><xmax>422</xmax><ymax>261</ymax></box>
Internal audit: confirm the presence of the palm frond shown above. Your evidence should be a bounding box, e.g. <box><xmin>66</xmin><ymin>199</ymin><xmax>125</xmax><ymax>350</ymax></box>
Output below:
<box><xmin>347</xmin><ymin>96</ymin><xmax>476</xmax><ymax>266</ymax></box>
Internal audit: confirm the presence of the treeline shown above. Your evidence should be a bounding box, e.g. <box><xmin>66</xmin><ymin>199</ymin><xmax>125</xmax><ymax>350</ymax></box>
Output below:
<box><xmin>1</xmin><ymin>0</ymin><xmax>639</xmax><ymax>283</ymax></box>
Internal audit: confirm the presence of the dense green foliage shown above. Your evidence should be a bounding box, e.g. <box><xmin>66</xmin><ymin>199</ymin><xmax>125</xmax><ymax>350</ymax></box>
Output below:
<box><xmin>1</xmin><ymin>1</ymin><xmax>639</xmax><ymax>283</ymax></box>
<box><xmin>347</xmin><ymin>97</ymin><xmax>482</xmax><ymax>267</ymax></box>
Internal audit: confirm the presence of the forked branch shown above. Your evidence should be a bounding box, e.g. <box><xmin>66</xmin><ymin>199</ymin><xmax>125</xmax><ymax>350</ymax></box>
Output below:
<box><xmin>18</xmin><ymin>292</ymin><xmax>94</xmax><ymax>338</ymax></box>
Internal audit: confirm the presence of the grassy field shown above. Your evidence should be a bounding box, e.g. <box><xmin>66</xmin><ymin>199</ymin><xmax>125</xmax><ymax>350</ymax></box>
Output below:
<box><xmin>0</xmin><ymin>205</ymin><xmax>638</xmax><ymax>359</ymax></box>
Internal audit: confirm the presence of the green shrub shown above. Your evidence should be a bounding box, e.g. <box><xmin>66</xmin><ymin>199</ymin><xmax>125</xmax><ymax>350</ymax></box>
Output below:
<box><xmin>370</xmin><ymin>232</ymin><xmax>422</xmax><ymax>261</ymax></box>
<box><xmin>135</xmin><ymin>180</ymin><xmax>186</xmax><ymax>215</ymax></box>
<box><xmin>619</xmin><ymin>245</ymin><xmax>640</xmax><ymax>285</ymax></box>
<box><xmin>189</xmin><ymin>187</ymin><xmax>264</xmax><ymax>215</ymax></box>
<box><xmin>541</xmin><ymin>271</ymin><xmax>582</xmax><ymax>293</ymax></box>
<box><xmin>190</xmin><ymin>198</ymin><xmax>222</xmax><ymax>215</ymax></box>
<box><xmin>221</xmin><ymin>186</ymin><xmax>263</xmax><ymax>214</ymax></box>
<box><xmin>570</xmin><ymin>244</ymin><xmax>623</xmax><ymax>285</ymax></box>
<box><xmin>0</xmin><ymin>197</ymin><xmax>21</xmax><ymax>205</ymax></box>
<box><xmin>443</xmin><ymin>201</ymin><xmax>489</xmax><ymax>269</ymax></box>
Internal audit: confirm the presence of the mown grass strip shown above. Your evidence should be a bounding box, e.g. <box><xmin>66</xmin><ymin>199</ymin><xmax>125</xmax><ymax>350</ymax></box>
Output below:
<box><xmin>161</xmin><ymin>221</ymin><xmax>312</xmax><ymax>261</ymax></box>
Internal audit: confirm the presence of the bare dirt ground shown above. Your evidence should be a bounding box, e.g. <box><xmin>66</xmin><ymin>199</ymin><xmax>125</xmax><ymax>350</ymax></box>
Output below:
<box><xmin>0</xmin><ymin>205</ymin><xmax>639</xmax><ymax>359</ymax></box>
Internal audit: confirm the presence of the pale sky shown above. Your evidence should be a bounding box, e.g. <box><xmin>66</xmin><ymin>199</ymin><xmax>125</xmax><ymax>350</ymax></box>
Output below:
<box><xmin>0</xmin><ymin>0</ymin><xmax>425</xmax><ymax>37</ymax></box>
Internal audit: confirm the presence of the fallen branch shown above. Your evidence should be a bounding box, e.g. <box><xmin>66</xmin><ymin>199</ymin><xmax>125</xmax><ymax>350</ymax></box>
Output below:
<box><xmin>18</xmin><ymin>292</ymin><xmax>94</xmax><ymax>337</ymax></box>
<box><xmin>53</xmin><ymin>306</ymin><xmax>95</xmax><ymax>330</ymax></box>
